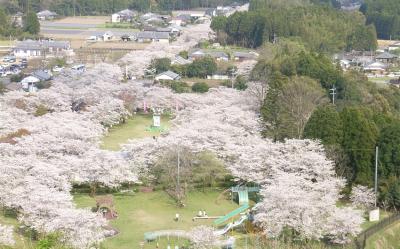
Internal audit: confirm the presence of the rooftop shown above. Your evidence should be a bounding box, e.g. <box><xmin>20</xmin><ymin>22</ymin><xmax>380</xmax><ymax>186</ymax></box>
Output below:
<box><xmin>156</xmin><ymin>70</ymin><xmax>180</xmax><ymax>79</ymax></box>
<box><xmin>137</xmin><ymin>31</ymin><xmax>169</xmax><ymax>40</ymax></box>
<box><xmin>15</xmin><ymin>40</ymin><xmax>70</xmax><ymax>50</ymax></box>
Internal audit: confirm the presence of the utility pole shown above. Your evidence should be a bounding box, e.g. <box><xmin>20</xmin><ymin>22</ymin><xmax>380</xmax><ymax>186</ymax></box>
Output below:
<box><xmin>330</xmin><ymin>85</ymin><xmax>336</xmax><ymax>105</ymax></box>
<box><xmin>374</xmin><ymin>146</ymin><xmax>379</xmax><ymax>207</ymax></box>
<box><xmin>177</xmin><ymin>147</ymin><xmax>181</xmax><ymax>201</ymax></box>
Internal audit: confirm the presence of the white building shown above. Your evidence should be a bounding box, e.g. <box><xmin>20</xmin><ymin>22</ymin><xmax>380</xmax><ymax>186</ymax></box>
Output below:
<box><xmin>364</xmin><ymin>61</ymin><xmax>388</xmax><ymax>73</ymax></box>
<box><xmin>111</xmin><ymin>9</ymin><xmax>137</xmax><ymax>23</ymax></box>
<box><xmin>21</xmin><ymin>76</ymin><xmax>40</xmax><ymax>92</ymax></box>
<box><xmin>136</xmin><ymin>31</ymin><xmax>169</xmax><ymax>43</ymax></box>
<box><xmin>37</xmin><ymin>10</ymin><xmax>57</xmax><ymax>20</ymax></box>
<box><xmin>155</xmin><ymin>71</ymin><xmax>181</xmax><ymax>81</ymax></box>
<box><xmin>13</xmin><ymin>40</ymin><xmax>72</xmax><ymax>58</ymax></box>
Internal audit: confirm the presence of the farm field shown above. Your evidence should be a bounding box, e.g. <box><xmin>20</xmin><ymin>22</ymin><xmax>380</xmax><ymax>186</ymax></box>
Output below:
<box><xmin>74</xmin><ymin>190</ymin><xmax>238</xmax><ymax>249</ymax></box>
<box><xmin>101</xmin><ymin>114</ymin><xmax>171</xmax><ymax>151</ymax></box>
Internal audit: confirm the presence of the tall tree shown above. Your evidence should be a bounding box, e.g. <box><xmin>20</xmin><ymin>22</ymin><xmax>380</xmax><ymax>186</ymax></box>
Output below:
<box><xmin>341</xmin><ymin>107</ymin><xmax>378</xmax><ymax>185</ymax></box>
<box><xmin>378</xmin><ymin>123</ymin><xmax>400</xmax><ymax>179</ymax></box>
<box><xmin>23</xmin><ymin>11</ymin><xmax>40</xmax><ymax>35</ymax></box>
<box><xmin>304</xmin><ymin>105</ymin><xmax>343</xmax><ymax>145</ymax></box>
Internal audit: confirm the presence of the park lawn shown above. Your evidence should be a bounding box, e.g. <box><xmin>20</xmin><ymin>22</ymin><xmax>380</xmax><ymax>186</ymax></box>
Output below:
<box><xmin>365</xmin><ymin>221</ymin><xmax>400</xmax><ymax>249</ymax></box>
<box><xmin>101</xmin><ymin>114</ymin><xmax>171</xmax><ymax>151</ymax></box>
<box><xmin>74</xmin><ymin>190</ymin><xmax>238</xmax><ymax>249</ymax></box>
<box><xmin>0</xmin><ymin>210</ymin><xmax>35</xmax><ymax>248</ymax></box>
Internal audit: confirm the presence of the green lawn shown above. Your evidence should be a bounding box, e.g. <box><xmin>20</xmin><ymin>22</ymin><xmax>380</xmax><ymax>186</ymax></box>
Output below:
<box><xmin>101</xmin><ymin>114</ymin><xmax>171</xmax><ymax>151</ymax></box>
<box><xmin>74</xmin><ymin>190</ymin><xmax>238</xmax><ymax>249</ymax></box>
<box><xmin>0</xmin><ymin>210</ymin><xmax>35</xmax><ymax>249</ymax></box>
<box><xmin>365</xmin><ymin>221</ymin><xmax>400</xmax><ymax>249</ymax></box>
<box><xmin>0</xmin><ymin>40</ymin><xmax>15</xmax><ymax>46</ymax></box>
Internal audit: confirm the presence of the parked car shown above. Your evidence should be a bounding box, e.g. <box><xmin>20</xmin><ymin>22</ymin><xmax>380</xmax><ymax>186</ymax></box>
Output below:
<box><xmin>52</xmin><ymin>66</ymin><xmax>64</xmax><ymax>72</ymax></box>
<box><xmin>71</xmin><ymin>64</ymin><xmax>86</xmax><ymax>72</ymax></box>
<box><xmin>1</xmin><ymin>71</ymin><xmax>12</xmax><ymax>77</ymax></box>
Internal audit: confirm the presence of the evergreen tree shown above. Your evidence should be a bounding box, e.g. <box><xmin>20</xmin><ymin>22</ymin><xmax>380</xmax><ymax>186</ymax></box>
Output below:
<box><xmin>24</xmin><ymin>12</ymin><xmax>40</xmax><ymax>35</ymax></box>
<box><xmin>378</xmin><ymin>123</ymin><xmax>400</xmax><ymax>179</ymax></box>
<box><xmin>341</xmin><ymin>107</ymin><xmax>378</xmax><ymax>186</ymax></box>
<box><xmin>304</xmin><ymin>105</ymin><xmax>343</xmax><ymax>145</ymax></box>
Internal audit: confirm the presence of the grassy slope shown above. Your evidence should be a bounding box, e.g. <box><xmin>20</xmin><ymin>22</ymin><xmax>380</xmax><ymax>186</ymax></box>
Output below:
<box><xmin>365</xmin><ymin>221</ymin><xmax>400</xmax><ymax>249</ymax></box>
<box><xmin>100</xmin><ymin>114</ymin><xmax>171</xmax><ymax>151</ymax></box>
<box><xmin>0</xmin><ymin>210</ymin><xmax>34</xmax><ymax>249</ymax></box>
<box><xmin>74</xmin><ymin>190</ymin><xmax>238</xmax><ymax>249</ymax></box>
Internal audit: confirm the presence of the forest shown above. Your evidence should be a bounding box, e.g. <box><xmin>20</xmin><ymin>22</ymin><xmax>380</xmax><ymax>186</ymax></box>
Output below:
<box><xmin>251</xmin><ymin>40</ymin><xmax>400</xmax><ymax>211</ymax></box>
<box><xmin>211</xmin><ymin>0</ymin><xmax>377</xmax><ymax>52</ymax></box>
<box><xmin>1</xmin><ymin>0</ymin><xmax>248</xmax><ymax>15</ymax></box>
<box><xmin>361</xmin><ymin>0</ymin><xmax>400</xmax><ymax>40</ymax></box>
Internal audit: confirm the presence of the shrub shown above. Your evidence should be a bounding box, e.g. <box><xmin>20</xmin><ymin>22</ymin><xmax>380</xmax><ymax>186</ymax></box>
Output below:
<box><xmin>192</xmin><ymin>82</ymin><xmax>209</xmax><ymax>93</ymax></box>
<box><xmin>160</xmin><ymin>80</ymin><xmax>190</xmax><ymax>93</ymax></box>
<box><xmin>234</xmin><ymin>75</ymin><xmax>248</xmax><ymax>90</ymax></box>
<box><xmin>34</xmin><ymin>105</ymin><xmax>50</xmax><ymax>117</ymax></box>
<box><xmin>36</xmin><ymin>81</ymin><xmax>52</xmax><ymax>89</ymax></box>
<box><xmin>10</xmin><ymin>73</ymin><xmax>24</xmax><ymax>82</ymax></box>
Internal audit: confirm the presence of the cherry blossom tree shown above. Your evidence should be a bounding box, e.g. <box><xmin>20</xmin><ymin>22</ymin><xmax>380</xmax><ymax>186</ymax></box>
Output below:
<box><xmin>189</xmin><ymin>226</ymin><xmax>219</xmax><ymax>249</ymax></box>
<box><xmin>350</xmin><ymin>185</ymin><xmax>375</xmax><ymax>211</ymax></box>
<box><xmin>0</xmin><ymin>224</ymin><xmax>15</xmax><ymax>246</ymax></box>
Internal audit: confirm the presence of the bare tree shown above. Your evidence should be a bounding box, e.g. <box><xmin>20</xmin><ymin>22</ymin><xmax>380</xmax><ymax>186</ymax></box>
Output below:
<box><xmin>279</xmin><ymin>76</ymin><xmax>327</xmax><ymax>138</ymax></box>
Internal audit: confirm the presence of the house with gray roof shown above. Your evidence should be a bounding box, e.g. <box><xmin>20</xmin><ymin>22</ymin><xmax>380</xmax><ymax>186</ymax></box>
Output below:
<box><xmin>37</xmin><ymin>10</ymin><xmax>57</xmax><ymax>20</ymax></box>
<box><xmin>172</xmin><ymin>55</ymin><xmax>192</xmax><ymax>65</ymax></box>
<box><xmin>375</xmin><ymin>52</ymin><xmax>398</xmax><ymax>63</ymax></box>
<box><xmin>32</xmin><ymin>70</ymin><xmax>52</xmax><ymax>81</ymax></box>
<box><xmin>13</xmin><ymin>40</ymin><xmax>71</xmax><ymax>58</ymax></box>
<box><xmin>208</xmin><ymin>51</ymin><xmax>229</xmax><ymax>61</ymax></box>
<box><xmin>136</xmin><ymin>31</ymin><xmax>169</xmax><ymax>43</ymax></box>
<box><xmin>233</xmin><ymin>51</ymin><xmax>258</xmax><ymax>61</ymax></box>
<box><xmin>111</xmin><ymin>9</ymin><xmax>137</xmax><ymax>23</ymax></box>
<box><xmin>155</xmin><ymin>71</ymin><xmax>181</xmax><ymax>81</ymax></box>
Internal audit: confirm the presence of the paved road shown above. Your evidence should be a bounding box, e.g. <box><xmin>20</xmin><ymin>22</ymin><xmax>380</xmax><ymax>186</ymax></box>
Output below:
<box><xmin>41</xmin><ymin>28</ymin><xmax>137</xmax><ymax>37</ymax></box>
<box><xmin>41</xmin><ymin>22</ymin><xmax>99</xmax><ymax>29</ymax></box>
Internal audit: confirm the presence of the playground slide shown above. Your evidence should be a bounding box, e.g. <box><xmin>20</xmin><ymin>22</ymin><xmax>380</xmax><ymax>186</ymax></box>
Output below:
<box><xmin>214</xmin><ymin>215</ymin><xmax>248</xmax><ymax>236</ymax></box>
<box><xmin>214</xmin><ymin>203</ymin><xmax>249</xmax><ymax>225</ymax></box>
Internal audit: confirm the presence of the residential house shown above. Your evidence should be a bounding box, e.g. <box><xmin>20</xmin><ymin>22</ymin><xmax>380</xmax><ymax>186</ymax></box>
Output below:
<box><xmin>136</xmin><ymin>31</ymin><xmax>169</xmax><ymax>43</ymax></box>
<box><xmin>172</xmin><ymin>56</ymin><xmax>191</xmax><ymax>65</ymax></box>
<box><xmin>169</xmin><ymin>18</ymin><xmax>184</xmax><ymax>26</ymax></box>
<box><xmin>155</xmin><ymin>71</ymin><xmax>181</xmax><ymax>81</ymax></box>
<box><xmin>32</xmin><ymin>70</ymin><xmax>52</xmax><ymax>81</ymax></box>
<box><xmin>375</xmin><ymin>52</ymin><xmax>398</xmax><ymax>64</ymax></box>
<box><xmin>209</xmin><ymin>51</ymin><xmax>229</xmax><ymax>61</ymax></box>
<box><xmin>233</xmin><ymin>51</ymin><xmax>258</xmax><ymax>61</ymax></box>
<box><xmin>37</xmin><ymin>10</ymin><xmax>57</xmax><ymax>20</ymax></box>
<box><xmin>175</xmin><ymin>14</ymin><xmax>192</xmax><ymax>25</ymax></box>
<box><xmin>13</xmin><ymin>40</ymin><xmax>71</xmax><ymax>58</ymax></box>
<box><xmin>111</xmin><ymin>9</ymin><xmax>137</xmax><ymax>23</ymax></box>
<box><xmin>339</xmin><ymin>59</ymin><xmax>351</xmax><ymax>70</ymax></box>
<box><xmin>364</xmin><ymin>61</ymin><xmax>388</xmax><ymax>73</ymax></box>
<box><xmin>388</xmin><ymin>42</ymin><xmax>400</xmax><ymax>51</ymax></box>
<box><xmin>11</xmin><ymin>12</ymin><xmax>23</xmax><ymax>27</ymax></box>
<box><xmin>189</xmin><ymin>50</ymin><xmax>206</xmax><ymax>60</ymax></box>
<box><xmin>205</xmin><ymin>8</ymin><xmax>217</xmax><ymax>17</ymax></box>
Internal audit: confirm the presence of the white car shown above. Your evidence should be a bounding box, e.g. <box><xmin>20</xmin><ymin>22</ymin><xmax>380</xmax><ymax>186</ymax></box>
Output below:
<box><xmin>1</xmin><ymin>71</ymin><xmax>12</xmax><ymax>77</ymax></box>
<box><xmin>52</xmin><ymin>66</ymin><xmax>64</xmax><ymax>72</ymax></box>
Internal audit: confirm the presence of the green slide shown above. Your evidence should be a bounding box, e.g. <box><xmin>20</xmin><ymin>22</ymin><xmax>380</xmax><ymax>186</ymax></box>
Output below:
<box><xmin>214</xmin><ymin>203</ymin><xmax>250</xmax><ymax>226</ymax></box>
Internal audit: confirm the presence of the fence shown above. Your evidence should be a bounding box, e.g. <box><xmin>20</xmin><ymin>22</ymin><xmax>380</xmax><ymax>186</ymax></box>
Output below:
<box><xmin>354</xmin><ymin>212</ymin><xmax>400</xmax><ymax>249</ymax></box>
